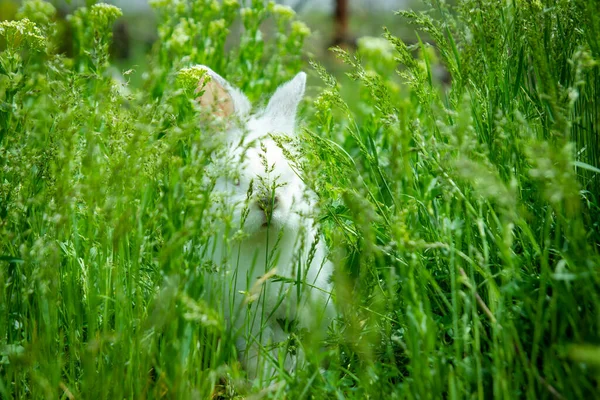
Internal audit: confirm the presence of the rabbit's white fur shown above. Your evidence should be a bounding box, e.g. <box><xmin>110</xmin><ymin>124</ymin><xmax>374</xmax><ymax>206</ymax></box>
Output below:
<box><xmin>198</xmin><ymin>66</ymin><xmax>335</xmax><ymax>380</ymax></box>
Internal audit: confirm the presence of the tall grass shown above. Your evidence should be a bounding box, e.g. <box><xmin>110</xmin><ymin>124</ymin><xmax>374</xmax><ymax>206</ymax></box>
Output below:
<box><xmin>0</xmin><ymin>0</ymin><xmax>599</xmax><ymax>398</ymax></box>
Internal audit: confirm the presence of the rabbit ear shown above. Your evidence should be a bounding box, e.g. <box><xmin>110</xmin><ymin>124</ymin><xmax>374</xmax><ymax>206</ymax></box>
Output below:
<box><xmin>264</xmin><ymin>72</ymin><xmax>306</xmax><ymax>133</ymax></box>
<box><xmin>195</xmin><ymin>65</ymin><xmax>251</xmax><ymax>118</ymax></box>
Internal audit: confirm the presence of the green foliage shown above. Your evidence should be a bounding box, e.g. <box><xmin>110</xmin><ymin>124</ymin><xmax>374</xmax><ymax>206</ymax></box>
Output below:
<box><xmin>0</xmin><ymin>0</ymin><xmax>599</xmax><ymax>398</ymax></box>
<box><xmin>0</xmin><ymin>0</ymin><xmax>311</xmax><ymax>398</ymax></box>
<box><xmin>306</xmin><ymin>0</ymin><xmax>600</xmax><ymax>397</ymax></box>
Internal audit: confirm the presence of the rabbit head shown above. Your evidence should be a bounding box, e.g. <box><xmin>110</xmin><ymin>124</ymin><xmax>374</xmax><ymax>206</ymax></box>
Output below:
<box><xmin>197</xmin><ymin>66</ymin><xmax>313</xmax><ymax>238</ymax></box>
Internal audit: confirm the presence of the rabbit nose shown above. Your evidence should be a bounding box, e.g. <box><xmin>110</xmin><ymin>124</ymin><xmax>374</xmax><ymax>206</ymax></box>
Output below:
<box><xmin>258</xmin><ymin>195</ymin><xmax>279</xmax><ymax>213</ymax></box>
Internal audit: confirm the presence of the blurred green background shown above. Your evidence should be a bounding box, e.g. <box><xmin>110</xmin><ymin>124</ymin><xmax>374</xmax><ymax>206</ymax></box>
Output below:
<box><xmin>0</xmin><ymin>0</ymin><xmax>430</xmax><ymax>86</ymax></box>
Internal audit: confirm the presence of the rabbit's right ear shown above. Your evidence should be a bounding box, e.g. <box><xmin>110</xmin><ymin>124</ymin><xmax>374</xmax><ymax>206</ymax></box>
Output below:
<box><xmin>195</xmin><ymin>66</ymin><xmax>251</xmax><ymax>118</ymax></box>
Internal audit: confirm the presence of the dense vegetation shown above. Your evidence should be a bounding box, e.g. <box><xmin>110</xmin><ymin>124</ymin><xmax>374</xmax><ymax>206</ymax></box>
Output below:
<box><xmin>1</xmin><ymin>0</ymin><xmax>599</xmax><ymax>398</ymax></box>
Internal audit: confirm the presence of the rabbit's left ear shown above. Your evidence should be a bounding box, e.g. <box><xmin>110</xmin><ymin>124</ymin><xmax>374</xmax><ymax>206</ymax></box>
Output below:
<box><xmin>264</xmin><ymin>72</ymin><xmax>306</xmax><ymax>133</ymax></box>
<box><xmin>195</xmin><ymin>65</ymin><xmax>251</xmax><ymax>118</ymax></box>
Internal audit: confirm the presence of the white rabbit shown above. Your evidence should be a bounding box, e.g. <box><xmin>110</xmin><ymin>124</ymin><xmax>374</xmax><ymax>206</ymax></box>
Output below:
<box><xmin>196</xmin><ymin>66</ymin><xmax>335</xmax><ymax>381</ymax></box>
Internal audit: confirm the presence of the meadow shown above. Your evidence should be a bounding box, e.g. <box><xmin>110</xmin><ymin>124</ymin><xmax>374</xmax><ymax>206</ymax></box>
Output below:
<box><xmin>1</xmin><ymin>0</ymin><xmax>599</xmax><ymax>398</ymax></box>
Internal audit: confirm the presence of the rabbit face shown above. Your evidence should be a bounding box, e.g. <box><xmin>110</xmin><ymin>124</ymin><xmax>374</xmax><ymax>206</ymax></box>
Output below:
<box><xmin>200</xmin><ymin>66</ymin><xmax>312</xmax><ymax>238</ymax></box>
<box><xmin>214</xmin><ymin>132</ymin><xmax>312</xmax><ymax>238</ymax></box>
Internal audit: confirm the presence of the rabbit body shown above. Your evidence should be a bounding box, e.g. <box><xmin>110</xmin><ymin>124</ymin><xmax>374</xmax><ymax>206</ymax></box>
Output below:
<box><xmin>198</xmin><ymin>66</ymin><xmax>335</xmax><ymax>380</ymax></box>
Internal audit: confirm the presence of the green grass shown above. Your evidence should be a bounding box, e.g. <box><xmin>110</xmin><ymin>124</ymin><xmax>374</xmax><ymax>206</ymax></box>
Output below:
<box><xmin>1</xmin><ymin>0</ymin><xmax>599</xmax><ymax>398</ymax></box>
